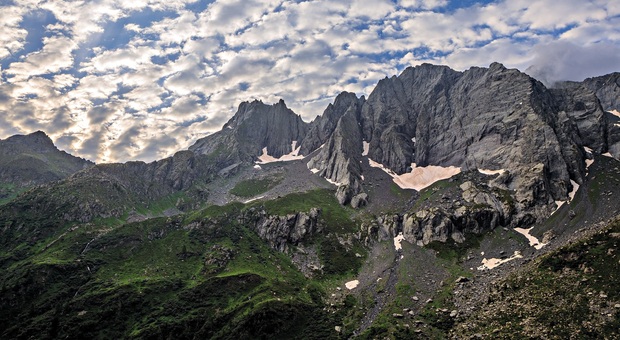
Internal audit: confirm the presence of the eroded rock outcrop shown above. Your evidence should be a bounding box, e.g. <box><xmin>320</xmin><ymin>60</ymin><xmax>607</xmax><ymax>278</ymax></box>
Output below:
<box><xmin>243</xmin><ymin>207</ymin><xmax>323</xmax><ymax>252</ymax></box>
<box><xmin>366</xmin><ymin>175</ymin><xmax>514</xmax><ymax>246</ymax></box>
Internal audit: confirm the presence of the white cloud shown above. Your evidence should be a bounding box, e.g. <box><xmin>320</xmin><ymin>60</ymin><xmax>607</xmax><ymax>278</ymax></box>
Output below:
<box><xmin>6</xmin><ymin>36</ymin><xmax>77</xmax><ymax>81</ymax></box>
<box><xmin>145</xmin><ymin>10</ymin><xmax>198</xmax><ymax>44</ymax></box>
<box><xmin>517</xmin><ymin>0</ymin><xmax>607</xmax><ymax>30</ymax></box>
<box><xmin>348</xmin><ymin>0</ymin><xmax>395</xmax><ymax>20</ymax></box>
<box><xmin>524</xmin><ymin>40</ymin><xmax>620</xmax><ymax>85</ymax></box>
<box><xmin>0</xmin><ymin>6</ymin><xmax>29</xmax><ymax>60</ymax></box>
<box><xmin>398</xmin><ymin>0</ymin><xmax>447</xmax><ymax>10</ymax></box>
<box><xmin>82</xmin><ymin>45</ymin><xmax>160</xmax><ymax>73</ymax></box>
<box><xmin>0</xmin><ymin>0</ymin><xmax>619</xmax><ymax>163</ymax></box>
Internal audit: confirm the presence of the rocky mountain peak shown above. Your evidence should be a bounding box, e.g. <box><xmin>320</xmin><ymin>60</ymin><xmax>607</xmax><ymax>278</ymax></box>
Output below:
<box><xmin>0</xmin><ymin>130</ymin><xmax>94</xmax><ymax>189</ymax></box>
<box><xmin>488</xmin><ymin>61</ymin><xmax>507</xmax><ymax>71</ymax></box>
<box><xmin>582</xmin><ymin>72</ymin><xmax>620</xmax><ymax>111</ymax></box>
<box><xmin>223</xmin><ymin>99</ymin><xmax>291</xmax><ymax>129</ymax></box>
<box><xmin>189</xmin><ymin>62</ymin><xmax>618</xmax><ymax>224</ymax></box>
<box><xmin>298</xmin><ymin>91</ymin><xmax>364</xmax><ymax>155</ymax></box>
<box><xmin>190</xmin><ymin>98</ymin><xmax>309</xmax><ymax>162</ymax></box>
<box><xmin>3</xmin><ymin>130</ymin><xmax>56</xmax><ymax>153</ymax></box>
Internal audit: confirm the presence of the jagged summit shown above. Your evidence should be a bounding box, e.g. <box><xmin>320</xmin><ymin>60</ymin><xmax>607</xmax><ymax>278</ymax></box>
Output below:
<box><xmin>190</xmin><ymin>98</ymin><xmax>308</xmax><ymax>162</ymax></box>
<box><xmin>2</xmin><ymin>130</ymin><xmax>57</xmax><ymax>152</ymax></box>
<box><xmin>188</xmin><ymin>62</ymin><xmax>620</xmax><ymax>229</ymax></box>
<box><xmin>223</xmin><ymin>99</ymin><xmax>293</xmax><ymax>129</ymax></box>
<box><xmin>0</xmin><ymin>130</ymin><xmax>93</xmax><ymax>189</ymax></box>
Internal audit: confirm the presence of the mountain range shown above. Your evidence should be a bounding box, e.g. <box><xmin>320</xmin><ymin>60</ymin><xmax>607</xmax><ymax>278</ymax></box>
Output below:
<box><xmin>1</xmin><ymin>62</ymin><xmax>619</xmax><ymax>339</ymax></box>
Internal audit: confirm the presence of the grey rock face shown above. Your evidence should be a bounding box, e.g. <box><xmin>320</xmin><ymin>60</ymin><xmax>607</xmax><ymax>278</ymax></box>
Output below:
<box><xmin>582</xmin><ymin>72</ymin><xmax>620</xmax><ymax>111</ymax></box>
<box><xmin>244</xmin><ymin>207</ymin><xmax>322</xmax><ymax>252</ymax></box>
<box><xmin>190</xmin><ymin>99</ymin><xmax>309</xmax><ymax>161</ymax></box>
<box><xmin>581</xmin><ymin>73</ymin><xmax>620</xmax><ymax>158</ymax></box>
<box><xmin>551</xmin><ymin>82</ymin><xmax>609</xmax><ymax>153</ymax></box>
<box><xmin>607</xmin><ymin>121</ymin><xmax>620</xmax><ymax>158</ymax></box>
<box><xmin>350</xmin><ymin>192</ymin><xmax>369</xmax><ymax>209</ymax></box>
<box><xmin>402</xmin><ymin>205</ymin><xmax>502</xmax><ymax>245</ymax></box>
<box><xmin>361</xmin><ymin>63</ymin><xmax>585</xmax><ymax>208</ymax></box>
<box><xmin>299</xmin><ymin>92</ymin><xmax>364</xmax><ymax>155</ymax></box>
<box><xmin>307</xmin><ymin>97</ymin><xmax>366</xmax><ymax>205</ymax></box>
<box><xmin>367</xmin><ymin>178</ymin><xmax>510</xmax><ymax>246</ymax></box>
<box><xmin>361</xmin><ymin>63</ymin><xmax>460</xmax><ymax>174</ymax></box>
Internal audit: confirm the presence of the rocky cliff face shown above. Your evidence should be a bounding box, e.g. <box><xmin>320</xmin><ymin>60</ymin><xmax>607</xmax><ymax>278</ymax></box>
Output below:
<box><xmin>364</xmin><ymin>171</ymin><xmax>515</xmax><ymax>246</ymax></box>
<box><xmin>190</xmin><ymin>99</ymin><xmax>308</xmax><ymax>162</ymax></box>
<box><xmin>184</xmin><ymin>63</ymin><xmax>616</xmax><ymax>241</ymax></box>
<box><xmin>360</xmin><ymin>63</ymin><xmax>587</xmax><ymax>204</ymax></box>
<box><xmin>298</xmin><ymin>63</ymin><xmax>602</xmax><ymax>241</ymax></box>
<box><xmin>299</xmin><ymin>92</ymin><xmax>365</xmax><ymax>155</ymax></box>
<box><xmin>243</xmin><ymin>207</ymin><xmax>323</xmax><ymax>252</ymax></box>
<box><xmin>580</xmin><ymin>73</ymin><xmax>620</xmax><ymax>157</ymax></box>
<box><xmin>582</xmin><ymin>72</ymin><xmax>620</xmax><ymax>111</ymax></box>
<box><xmin>306</xmin><ymin>96</ymin><xmax>367</xmax><ymax>206</ymax></box>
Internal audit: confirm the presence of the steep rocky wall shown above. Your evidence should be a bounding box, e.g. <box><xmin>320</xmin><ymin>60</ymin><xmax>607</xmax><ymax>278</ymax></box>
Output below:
<box><xmin>365</xmin><ymin>178</ymin><xmax>512</xmax><ymax>246</ymax></box>
<box><xmin>242</xmin><ymin>207</ymin><xmax>323</xmax><ymax>252</ymax></box>
<box><xmin>190</xmin><ymin>99</ymin><xmax>309</xmax><ymax>160</ymax></box>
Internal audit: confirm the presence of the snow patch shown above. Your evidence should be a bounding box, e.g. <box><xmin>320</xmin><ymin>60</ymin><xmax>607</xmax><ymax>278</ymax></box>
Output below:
<box><xmin>325</xmin><ymin>178</ymin><xmax>343</xmax><ymax>187</ymax></box>
<box><xmin>362</xmin><ymin>141</ymin><xmax>369</xmax><ymax>156</ymax></box>
<box><xmin>609</xmin><ymin>110</ymin><xmax>620</xmax><ymax>118</ymax></box>
<box><xmin>514</xmin><ymin>227</ymin><xmax>546</xmax><ymax>250</ymax></box>
<box><xmin>568</xmin><ymin>179</ymin><xmax>579</xmax><ymax>201</ymax></box>
<box><xmin>477</xmin><ymin>251</ymin><xmax>523</xmax><ymax>270</ymax></box>
<box><xmin>256</xmin><ymin>141</ymin><xmax>304</xmax><ymax>164</ymax></box>
<box><xmin>584</xmin><ymin>147</ymin><xmax>594</xmax><ymax>173</ymax></box>
<box><xmin>361</xmin><ymin>175</ymin><xmax>365</xmax><ymax>181</ymax></box>
<box><xmin>244</xmin><ymin>196</ymin><xmax>265</xmax><ymax>204</ymax></box>
<box><xmin>253</xmin><ymin>164</ymin><xmax>262</xmax><ymax>170</ymax></box>
<box><xmin>345</xmin><ymin>280</ymin><xmax>359</xmax><ymax>290</ymax></box>
<box><xmin>369</xmin><ymin>160</ymin><xmax>461</xmax><ymax>191</ymax></box>
<box><xmin>393</xmin><ymin>232</ymin><xmax>405</xmax><ymax>251</ymax></box>
<box><xmin>552</xmin><ymin>200</ymin><xmax>565</xmax><ymax>215</ymax></box>
<box><xmin>603</xmin><ymin>152</ymin><xmax>615</xmax><ymax>159</ymax></box>
<box><xmin>478</xmin><ymin>168</ymin><xmax>506</xmax><ymax>176</ymax></box>
<box><xmin>411</xmin><ymin>137</ymin><xmax>416</xmax><ymax>143</ymax></box>
<box><xmin>309</xmin><ymin>167</ymin><xmax>320</xmax><ymax>174</ymax></box>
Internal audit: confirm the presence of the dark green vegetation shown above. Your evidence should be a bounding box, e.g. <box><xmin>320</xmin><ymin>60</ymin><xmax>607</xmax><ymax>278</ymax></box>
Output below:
<box><xmin>0</xmin><ymin>189</ymin><xmax>364</xmax><ymax>339</ymax></box>
<box><xmin>454</xmin><ymin>218</ymin><xmax>620</xmax><ymax>338</ymax></box>
<box><xmin>1</xmin><ymin>141</ymin><xmax>619</xmax><ymax>340</ymax></box>
<box><xmin>229</xmin><ymin>176</ymin><xmax>282</xmax><ymax>198</ymax></box>
<box><xmin>0</xmin><ymin>183</ymin><xmax>24</xmax><ymax>205</ymax></box>
<box><xmin>259</xmin><ymin>189</ymin><xmax>357</xmax><ymax>232</ymax></box>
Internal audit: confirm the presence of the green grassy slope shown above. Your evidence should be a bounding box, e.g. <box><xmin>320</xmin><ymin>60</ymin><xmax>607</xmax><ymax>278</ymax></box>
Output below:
<box><xmin>0</xmin><ymin>189</ymin><xmax>368</xmax><ymax>339</ymax></box>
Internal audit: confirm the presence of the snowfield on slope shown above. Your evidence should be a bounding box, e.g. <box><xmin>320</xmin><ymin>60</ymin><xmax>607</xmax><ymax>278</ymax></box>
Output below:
<box><xmin>368</xmin><ymin>159</ymin><xmax>461</xmax><ymax>191</ymax></box>
<box><xmin>256</xmin><ymin>141</ymin><xmax>304</xmax><ymax>164</ymax></box>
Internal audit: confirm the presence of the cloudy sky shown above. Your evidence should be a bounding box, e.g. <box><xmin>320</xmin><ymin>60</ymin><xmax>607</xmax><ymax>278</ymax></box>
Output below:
<box><xmin>1</xmin><ymin>0</ymin><xmax>619</xmax><ymax>163</ymax></box>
